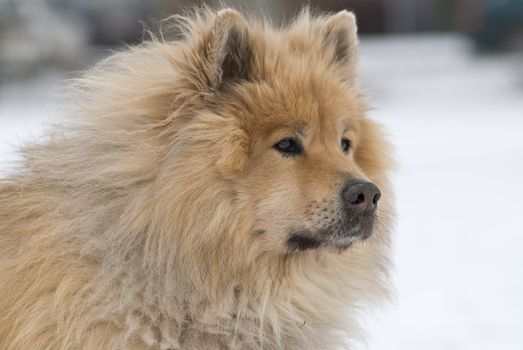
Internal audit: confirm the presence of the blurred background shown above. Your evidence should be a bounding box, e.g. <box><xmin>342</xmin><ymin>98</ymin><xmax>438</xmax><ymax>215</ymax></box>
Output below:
<box><xmin>1</xmin><ymin>1</ymin><xmax>522</xmax><ymax>349</ymax></box>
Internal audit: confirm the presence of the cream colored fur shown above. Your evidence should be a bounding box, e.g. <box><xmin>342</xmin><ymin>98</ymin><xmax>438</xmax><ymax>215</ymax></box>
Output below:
<box><xmin>0</xmin><ymin>8</ymin><xmax>394</xmax><ymax>350</ymax></box>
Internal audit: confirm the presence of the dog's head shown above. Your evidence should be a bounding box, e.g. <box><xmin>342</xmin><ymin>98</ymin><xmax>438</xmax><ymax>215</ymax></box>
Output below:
<box><xmin>151</xmin><ymin>9</ymin><xmax>394</xmax><ymax>262</ymax></box>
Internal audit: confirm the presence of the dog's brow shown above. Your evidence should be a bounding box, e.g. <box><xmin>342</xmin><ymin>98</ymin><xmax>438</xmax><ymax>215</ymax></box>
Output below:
<box><xmin>342</xmin><ymin>120</ymin><xmax>351</xmax><ymax>133</ymax></box>
<box><xmin>297</xmin><ymin>124</ymin><xmax>307</xmax><ymax>137</ymax></box>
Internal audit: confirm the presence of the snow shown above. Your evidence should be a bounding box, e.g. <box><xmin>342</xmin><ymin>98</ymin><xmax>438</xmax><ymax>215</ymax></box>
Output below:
<box><xmin>1</xmin><ymin>35</ymin><xmax>522</xmax><ymax>349</ymax></box>
<box><xmin>0</xmin><ymin>71</ymin><xmax>65</xmax><ymax>173</ymax></box>
<box><xmin>359</xmin><ymin>35</ymin><xmax>523</xmax><ymax>350</ymax></box>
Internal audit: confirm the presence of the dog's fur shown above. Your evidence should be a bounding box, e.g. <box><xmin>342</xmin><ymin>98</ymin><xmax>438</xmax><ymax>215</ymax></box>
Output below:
<box><xmin>0</xmin><ymin>8</ymin><xmax>394</xmax><ymax>350</ymax></box>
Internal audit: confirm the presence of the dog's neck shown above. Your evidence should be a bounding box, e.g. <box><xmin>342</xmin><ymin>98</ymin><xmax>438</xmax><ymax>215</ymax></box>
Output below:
<box><xmin>93</xmin><ymin>239</ymin><xmax>390</xmax><ymax>349</ymax></box>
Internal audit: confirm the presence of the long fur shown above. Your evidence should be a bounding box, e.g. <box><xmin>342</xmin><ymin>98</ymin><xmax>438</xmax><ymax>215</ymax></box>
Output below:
<box><xmin>0</xmin><ymin>8</ymin><xmax>394</xmax><ymax>350</ymax></box>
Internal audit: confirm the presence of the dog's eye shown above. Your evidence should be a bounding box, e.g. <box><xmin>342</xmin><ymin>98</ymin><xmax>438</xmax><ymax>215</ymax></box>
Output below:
<box><xmin>341</xmin><ymin>138</ymin><xmax>351</xmax><ymax>153</ymax></box>
<box><xmin>274</xmin><ymin>138</ymin><xmax>303</xmax><ymax>156</ymax></box>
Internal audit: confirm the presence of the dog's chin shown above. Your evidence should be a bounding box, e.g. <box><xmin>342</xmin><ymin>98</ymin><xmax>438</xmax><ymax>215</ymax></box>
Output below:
<box><xmin>329</xmin><ymin>236</ymin><xmax>354</xmax><ymax>250</ymax></box>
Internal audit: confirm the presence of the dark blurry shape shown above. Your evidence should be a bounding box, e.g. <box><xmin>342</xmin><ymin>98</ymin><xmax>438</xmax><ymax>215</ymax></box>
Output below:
<box><xmin>50</xmin><ymin>0</ymin><xmax>153</xmax><ymax>45</ymax></box>
<box><xmin>0</xmin><ymin>0</ymin><xmax>158</xmax><ymax>79</ymax></box>
<box><xmin>280</xmin><ymin>0</ymin><xmax>387</xmax><ymax>33</ymax></box>
<box><xmin>0</xmin><ymin>0</ymin><xmax>89</xmax><ymax>79</ymax></box>
<box><xmin>457</xmin><ymin>0</ymin><xmax>523</xmax><ymax>51</ymax></box>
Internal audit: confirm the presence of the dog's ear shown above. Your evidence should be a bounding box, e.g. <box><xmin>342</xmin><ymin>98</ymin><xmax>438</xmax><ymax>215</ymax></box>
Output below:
<box><xmin>204</xmin><ymin>9</ymin><xmax>253</xmax><ymax>89</ymax></box>
<box><xmin>323</xmin><ymin>10</ymin><xmax>359</xmax><ymax>82</ymax></box>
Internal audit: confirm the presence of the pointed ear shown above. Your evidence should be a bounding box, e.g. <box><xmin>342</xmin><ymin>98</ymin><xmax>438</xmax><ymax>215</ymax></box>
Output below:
<box><xmin>323</xmin><ymin>10</ymin><xmax>359</xmax><ymax>82</ymax></box>
<box><xmin>205</xmin><ymin>9</ymin><xmax>253</xmax><ymax>89</ymax></box>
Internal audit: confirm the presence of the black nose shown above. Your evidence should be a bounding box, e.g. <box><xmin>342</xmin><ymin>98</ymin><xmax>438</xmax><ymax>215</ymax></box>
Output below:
<box><xmin>342</xmin><ymin>180</ymin><xmax>381</xmax><ymax>211</ymax></box>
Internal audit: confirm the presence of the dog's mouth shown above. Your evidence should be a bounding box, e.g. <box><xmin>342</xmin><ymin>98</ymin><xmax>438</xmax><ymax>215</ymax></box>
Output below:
<box><xmin>287</xmin><ymin>223</ymin><xmax>374</xmax><ymax>253</ymax></box>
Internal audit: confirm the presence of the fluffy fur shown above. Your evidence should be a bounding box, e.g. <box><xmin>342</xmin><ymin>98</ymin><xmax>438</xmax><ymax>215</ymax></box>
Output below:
<box><xmin>0</xmin><ymin>8</ymin><xmax>395</xmax><ymax>350</ymax></box>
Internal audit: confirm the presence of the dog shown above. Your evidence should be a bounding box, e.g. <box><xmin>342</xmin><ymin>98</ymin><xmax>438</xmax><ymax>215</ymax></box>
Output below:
<box><xmin>0</xmin><ymin>7</ymin><xmax>395</xmax><ymax>350</ymax></box>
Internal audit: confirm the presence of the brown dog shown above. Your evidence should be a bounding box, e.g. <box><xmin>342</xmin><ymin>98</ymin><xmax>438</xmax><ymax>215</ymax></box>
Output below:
<box><xmin>0</xmin><ymin>8</ymin><xmax>395</xmax><ymax>350</ymax></box>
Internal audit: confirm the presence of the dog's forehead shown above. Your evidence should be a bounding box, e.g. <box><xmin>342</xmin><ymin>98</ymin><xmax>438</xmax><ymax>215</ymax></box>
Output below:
<box><xmin>225</xmin><ymin>46</ymin><xmax>364</xmax><ymax>138</ymax></box>
<box><xmin>243</xmin><ymin>76</ymin><xmax>361</xmax><ymax>138</ymax></box>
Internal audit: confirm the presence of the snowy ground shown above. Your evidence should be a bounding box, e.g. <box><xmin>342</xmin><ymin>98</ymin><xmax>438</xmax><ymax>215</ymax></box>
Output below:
<box><xmin>1</xmin><ymin>35</ymin><xmax>522</xmax><ymax>349</ymax></box>
<box><xmin>359</xmin><ymin>36</ymin><xmax>523</xmax><ymax>350</ymax></box>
